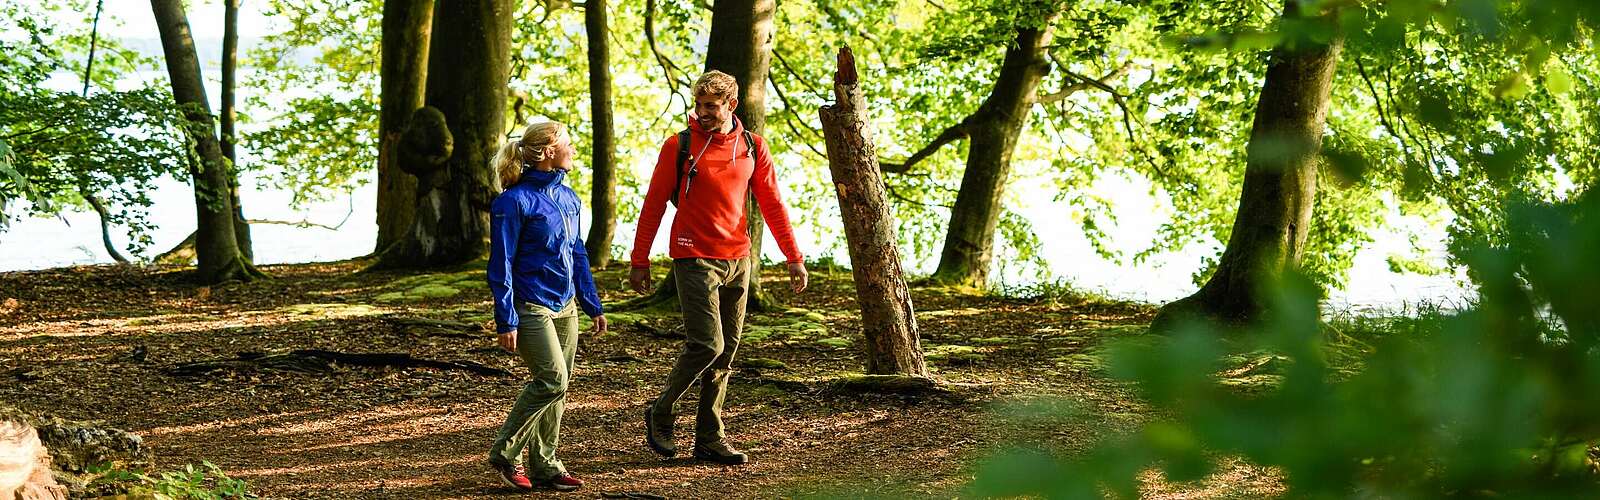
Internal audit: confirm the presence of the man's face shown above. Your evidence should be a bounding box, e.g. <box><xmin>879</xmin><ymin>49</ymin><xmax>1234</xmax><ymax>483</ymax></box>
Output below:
<box><xmin>695</xmin><ymin>94</ymin><xmax>738</xmax><ymax>131</ymax></box>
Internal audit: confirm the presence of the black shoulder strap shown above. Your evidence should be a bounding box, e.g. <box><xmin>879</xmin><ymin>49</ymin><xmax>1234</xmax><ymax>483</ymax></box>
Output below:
<box><xmin>743</xmin><ymin>130</ymin><xmax>756</xmax><ymax>158</ymax></box>
<box><xmin>671</xmin><ymin>129</ymin><xmax>691</xmax><ymax>207</ymax></box>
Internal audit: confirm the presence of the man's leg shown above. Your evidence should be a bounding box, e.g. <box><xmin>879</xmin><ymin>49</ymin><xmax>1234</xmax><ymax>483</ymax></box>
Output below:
<box><xmin>648</xmin><ymin>259</ymin><xmax>725</xmax><ymax>454</ymax></box>
<box><xmin>489</xmin><ymin>303</ymin><xmax>569</xmax><ymax>467</ymax></box>
<box><xmin>528</xmin><ymin>300</ymin><xmax>581</xmax><ymax>480</ymax></box>
<box><xmin>696</xmin><ymin>257</ymin><xmax>748</xmax><ymax>448</ymax></box>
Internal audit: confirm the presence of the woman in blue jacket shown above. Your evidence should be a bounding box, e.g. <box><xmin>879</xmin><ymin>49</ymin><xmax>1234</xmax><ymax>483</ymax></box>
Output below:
<box><xmin>485</xmin><ymin>121</ymin><xmax>606</xmax><ymax>492</ymax></box>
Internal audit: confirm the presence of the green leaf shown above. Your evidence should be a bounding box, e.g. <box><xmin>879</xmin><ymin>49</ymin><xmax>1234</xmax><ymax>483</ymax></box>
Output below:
<box><xmin>1545</xmin><ymin>67</ymin><xmax>1575</xmax><ymax>94</ymax></box>
<box><xmin>1493</xmin><ymin>71</ymin><xmax>1531</xmax><ymax>99</ymax></box>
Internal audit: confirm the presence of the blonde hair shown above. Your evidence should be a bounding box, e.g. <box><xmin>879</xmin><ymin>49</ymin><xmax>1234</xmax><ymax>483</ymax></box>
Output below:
<box><xmin>692</xmin><ymin>71</ymin><xmax>738</xmax><ymax>102</ymax></box>
<box><xmin>493</xmin><ymin>121</ymin><xmax>567</xmax><ymax>189</ymax></box>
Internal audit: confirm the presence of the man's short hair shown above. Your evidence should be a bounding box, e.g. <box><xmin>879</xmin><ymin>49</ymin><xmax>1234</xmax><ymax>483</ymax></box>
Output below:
<box><xmin>693</xmin><ymin>71</ymin><xmax>738</xmax><ymax>102</ymax></box>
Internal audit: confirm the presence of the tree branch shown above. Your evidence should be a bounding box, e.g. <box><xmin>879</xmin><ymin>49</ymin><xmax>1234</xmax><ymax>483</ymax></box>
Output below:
<box><xmin>645</xmin><ymin>0</ymin><xmax>693</xmax><ymax>122</ymax></box>
<box><xmin>772</xmin><ymin>49</ymin><xmax>822</xmax><ymax>97</ymax></box>
<box><xmin>766</xmin><ymin>75</ymin><xmax>829</xmax><ymax>159</ymax></box>
<box><xmin>880</xmin><ymin>120</ymin><xmax>970</xmax><ymax>174</ymax></box>
<box><xmin>1355</xmin><ymin>56</ymin><xmax>1424</xmax><ymax>171</ymax></box>
<box><xmin>82</xmin><ymin>189</ymin><xmax>130</xmax><ymax>264</ymax></box>
<box><xmin>1035</xmin><ymin>62</ymin><xmax>1132</xmax><ymax>104</ymax></box>
<box><xmin>245</xmin><ymin>218</ymin><xmax>343</xmax><ymax>231</ymax></box>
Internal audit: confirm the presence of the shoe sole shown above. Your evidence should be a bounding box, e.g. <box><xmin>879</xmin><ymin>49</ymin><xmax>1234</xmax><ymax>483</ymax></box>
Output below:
<box><xmin>644</xmin><ymin>408</ymin><xmax>676</xmax><ymax>457</ymax></box>
<box><xmin>495</xmin><ymin>474</ymin><xmax>532</xmax><ymax>491</ymax></box>
<box><xmin>692</xmin><ymin>451</ymin><xmax>750</xmax><ymax>465</ymax></box>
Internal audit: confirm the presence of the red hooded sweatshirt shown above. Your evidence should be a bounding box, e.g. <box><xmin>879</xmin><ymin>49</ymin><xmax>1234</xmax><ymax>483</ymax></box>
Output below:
<box><xmin>630</xmin><ymin>116</ymin><xmax>802</xmax><ymax>268</ymax></box>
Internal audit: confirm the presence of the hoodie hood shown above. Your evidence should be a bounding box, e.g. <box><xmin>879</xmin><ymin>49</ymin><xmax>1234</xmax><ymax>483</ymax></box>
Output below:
<box><xmin>687</xmin><ymin>112</ymin><xmax>747</xmax><ymax>159</ymax></box>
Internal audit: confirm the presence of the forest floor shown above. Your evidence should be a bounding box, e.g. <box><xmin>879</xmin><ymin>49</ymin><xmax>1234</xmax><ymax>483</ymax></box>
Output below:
<box><xmin>0</xmin><ymin>259</ymin><xmax>1285</xmax><ymax>499</ymax></box>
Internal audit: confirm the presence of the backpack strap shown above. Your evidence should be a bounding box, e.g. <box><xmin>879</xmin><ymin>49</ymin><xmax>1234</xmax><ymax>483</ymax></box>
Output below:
<box><xmin>743</xmin><ymin>130</ymin><xmax>756</xmax><ymax>159</ymax></box>
<box><xmin>671</xmin><ymin>129</ymin><xmax>691</xmax><ymax>207</ymax></box>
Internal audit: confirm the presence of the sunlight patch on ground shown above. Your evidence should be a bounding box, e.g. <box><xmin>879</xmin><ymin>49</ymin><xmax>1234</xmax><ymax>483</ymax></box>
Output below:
<box><xmin>255</xmin><ymin>405</ymin><xmax>452</xmax><ymax>438</ymax></box>
<box><xmin>144</xmin><ymin>409</ymin><xmax>326</xmax><ymax>437</ymax></box>
<box><xmin>918</xmin><ymin>307</ymin><xmax>988</xmax><ymax>319</ymax></box>
<box><xmin>0</xmin><ymin>305</ymin><xmax>393</xmax><ymax>341</ymax></box>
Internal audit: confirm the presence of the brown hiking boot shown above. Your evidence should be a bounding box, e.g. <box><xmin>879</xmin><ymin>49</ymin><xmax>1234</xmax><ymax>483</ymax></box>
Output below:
<box><xmin>692</xmin><ymin>441</ymin><xmax>749</xmax><ymax>465</ymax></box>
<box><xmin>644</xmin><ymin>406</ymin><xmax>676</xmax><ymax>457</ymax></box>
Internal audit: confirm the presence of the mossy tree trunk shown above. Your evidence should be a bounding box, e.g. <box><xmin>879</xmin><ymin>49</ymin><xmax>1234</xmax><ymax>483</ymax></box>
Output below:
<box><xmin>375</xmin><ymin>0</ymin><xmax>511</xmax><ymax>269</ymax></box>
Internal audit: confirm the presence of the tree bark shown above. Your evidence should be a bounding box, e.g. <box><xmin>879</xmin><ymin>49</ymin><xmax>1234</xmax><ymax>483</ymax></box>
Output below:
<box><xmin>221</xmin><ymin>0</ymin><xmax>253</xmax><ymax>263</ymax></box>
<box><xmin>151</xmin><ymin>0</ymin><xmax>264</xmax><ymax>284</ymax></box>
<box><xmin>375</xmin><ymin>0</ymin><xmax>432</xmax><ymax>254</ymax></box>
<box><xmin>704</xmin><ymin>0</ymin><xmax>777</xmax><ymax>311</ymax></box>
<box><xmin>82</xmin><ymin>192</ymin><xmax>130</xmax><ymax>264</ymax></box>
<box><xmin>1149</xmin><ymin>7</ymin><xmax>1344</xmax><ymax>330</ymax></box>
<box><xmin>927</xmin><ymin>23</ymin><xmax>1055</xmax><ymax>288</ymax></box>
<box><xmin>374</xmin><ymin>0</ymin><xmax>510</xmax><ymax>269</ymax></box>
<box><xmin>584</xmin><ymin>0</ymin><xmax>618</xmax><ymax>268</ymax></box>
<box><xmin>820</xmin><ymin>47</ymin><xmax>928</xmax><ymax>377</ymax></box>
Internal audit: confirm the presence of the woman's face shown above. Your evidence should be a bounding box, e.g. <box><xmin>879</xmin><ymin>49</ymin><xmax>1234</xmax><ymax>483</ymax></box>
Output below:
<box><xmin>545</xmin><ymin>133</ymin><xmax>575</xmax><ymax>171</ymax></box>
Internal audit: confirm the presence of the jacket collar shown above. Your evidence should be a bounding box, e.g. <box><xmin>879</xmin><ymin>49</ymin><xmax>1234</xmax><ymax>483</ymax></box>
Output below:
<box><xmin>519</xmin><ymin>167</ymin><xmax>566</xmax><ymax>188</ymax></box>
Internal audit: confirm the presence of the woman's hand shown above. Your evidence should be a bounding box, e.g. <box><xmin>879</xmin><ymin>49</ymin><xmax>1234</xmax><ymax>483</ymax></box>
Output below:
<box><xmin>497</xmin><ymin>330</ymin><xmax>517</xmax><ymax>352</ymax></box>
<box><xmin>590</xmin><ymin>315</ymin><xmax>609</xmax><ymax>336</ymax></box>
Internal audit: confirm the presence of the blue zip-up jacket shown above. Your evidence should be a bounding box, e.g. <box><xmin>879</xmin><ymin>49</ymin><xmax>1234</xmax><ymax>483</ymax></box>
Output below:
<box><xmin>488</xmin><ymin>168</ymin><xmax>603</xmax><ymax>334</ymax></box>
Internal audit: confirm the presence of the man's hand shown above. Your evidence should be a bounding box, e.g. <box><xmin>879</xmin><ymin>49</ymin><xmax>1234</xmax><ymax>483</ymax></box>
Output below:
<box><xmin>497</xmin><ymin>330</ymin><xmax>517</xmax><ymax>353</ymax></box>
<box><xmin>787</xmin><ymin>261</ymin><xmax>809</xmax><ymax>294</ymax></box>
<box><xmin>629</xmin><ymin>266</ymin><xmax>654</xmax><ymax>294</ymax></box>
<box><xmin>590</xmin><ymin>315</ymin><xmax>609</xmax><ymax>336</ymax></box>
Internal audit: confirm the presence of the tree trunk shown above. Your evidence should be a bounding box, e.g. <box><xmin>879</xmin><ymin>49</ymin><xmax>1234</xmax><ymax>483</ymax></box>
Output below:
<box><xmin>820</xmin><ymin>47</ymin><xmax>928</xmax><ymax>377</ymax></box>
<box><xmin>584</xmin><ymin>0</ymin><xmax>618</xmax><ymax>268</ymax></box>
<box><xmin>374</xmin><ymin>0</ymin><xmax>510</xmax><ymax>269</ymax></box>
<box><xmin>375</xmin><ymin>0</ymin><xmax>432</xmax><ymax>254</ymax></box>
<box><xmin>151</xmin><ymin>0</ymin><xmax>264</xmax><ymax>284</ymax></box>
<box><xmin>1149</xmin><ymin>9</ymin><xmax>1344</xmax><ymax>330</ymax></box>
<box><xmin>221</xmin><ymin>0</ymin><xmax>253</xmax><ymax>263</ymax></box>
<box><xmin>928</xmin><ymin>23</ymin><xmax>1055</xmax><ymax>288</ymax></box>
<box><xmin>82</xmin><ymin>192</ymin><xmax>130</xmax><ymax>264</ymax></box>
<box><xmin>704</xmin><ymin>0</ymin><xmax>776</xmax><ymax>311</ymax></box>
<box><xmin>79</xmin><ymin>3</ymin><xmax>128</xmax><ymax>265</ymax></box>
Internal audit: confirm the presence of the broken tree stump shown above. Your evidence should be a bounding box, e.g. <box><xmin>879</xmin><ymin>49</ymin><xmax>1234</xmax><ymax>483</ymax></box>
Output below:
<box><xmin>0</xmin><ymin>418</ymin><xmax>68</xmax><ymax>500</ymax></box>
<box><xmin>818</xmin><ymin>45</ymin><xmax>929</xmax><ymax>377</ymax></box>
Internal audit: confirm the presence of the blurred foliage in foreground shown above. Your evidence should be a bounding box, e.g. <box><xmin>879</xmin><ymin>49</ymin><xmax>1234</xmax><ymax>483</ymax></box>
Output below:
<box><xmin>971</xmin><ymin>191</ymin><xmax>1600</xmax><ymax>497</ymax></box>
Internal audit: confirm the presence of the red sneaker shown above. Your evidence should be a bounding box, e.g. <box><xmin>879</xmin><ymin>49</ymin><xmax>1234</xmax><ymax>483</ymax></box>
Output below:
<box><xmin>542</xmin><ymin>471</ymin><xmax>584</xmax><ymax>492</ymax></box>
<box><xmin>491</xmin><ymin>462</ymin><xmax>533</xmax><ymax>491</ymax></box>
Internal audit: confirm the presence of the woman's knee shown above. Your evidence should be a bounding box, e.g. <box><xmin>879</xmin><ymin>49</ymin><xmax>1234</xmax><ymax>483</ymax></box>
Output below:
<box><xmin>526</xmin><ymin>370</ymin><xmax>569</xmax><ymax>396</ymax></box>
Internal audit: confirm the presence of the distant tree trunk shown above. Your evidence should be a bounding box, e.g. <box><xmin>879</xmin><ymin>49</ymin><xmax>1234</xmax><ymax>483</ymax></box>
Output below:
<box><xmin>151</xmin><ymin>0</ymin><xmax>264</xmax><ymax>284</ymax></box>
<box><xmin>927</xmin><ymin>22</ymin><xmax>1055</xmax><ymax>288</ymax></box>
<box><xmin>704</xmin><ymin>0</ymin><xmax>776</xmax><ymax>311</ymax></box>
<box><xmin>221</xmin><ymin>0</ymin><xmax>253</xmax><ymax>263</ymax></box>
<box><xmin>375</xmin><ymin>0</ymin><xmax>432</xmax><ymax>254</ymax></box>
<box><xmin>1149</xmin><ymin>6</ymin><xmax>1344</xmax><ymax>330</ymax></box>
<box><xmin>820</xmin><ymin>47</ymin><xmax>928</xmax><ymax>377</ymax></box>
<box><xmin>81</xmin><ymin>0</ymin><xmax>129</xmax><ymax>265</ymax></box>
<box><xmin>584</xmin><ymin>0</ymin><xmax>618</xmax><ymax>268</ymax></box>
<box><xmin>82</xmin><ymin>191</ymin><xmax>130</xmax><ymax>264</ymax></box>
<box><xmin>374</xmin><ymin>0</ymin><xmax>510</xmax><ymax>269</ymax></box>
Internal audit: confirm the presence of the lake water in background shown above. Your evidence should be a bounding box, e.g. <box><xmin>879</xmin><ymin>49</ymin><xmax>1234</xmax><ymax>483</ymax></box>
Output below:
<box><xmin>0</xmin><ymin>163</ymin><xmax>1475</xmax><ymax>316</ymax></box>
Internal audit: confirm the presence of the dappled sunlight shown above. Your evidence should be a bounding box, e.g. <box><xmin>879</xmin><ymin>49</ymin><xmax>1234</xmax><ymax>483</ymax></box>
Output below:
<box><xmin>144</xmin><ymin>409</ymin><xmax>326</xmax><ymax>437</ymax></box>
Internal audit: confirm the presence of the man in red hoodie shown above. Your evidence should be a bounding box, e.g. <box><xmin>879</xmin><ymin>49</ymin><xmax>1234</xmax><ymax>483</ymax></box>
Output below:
<box><xmin>629</xmin><ymin>70</ymin><xmax>807</xmax><ymax>465</ymax></box>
